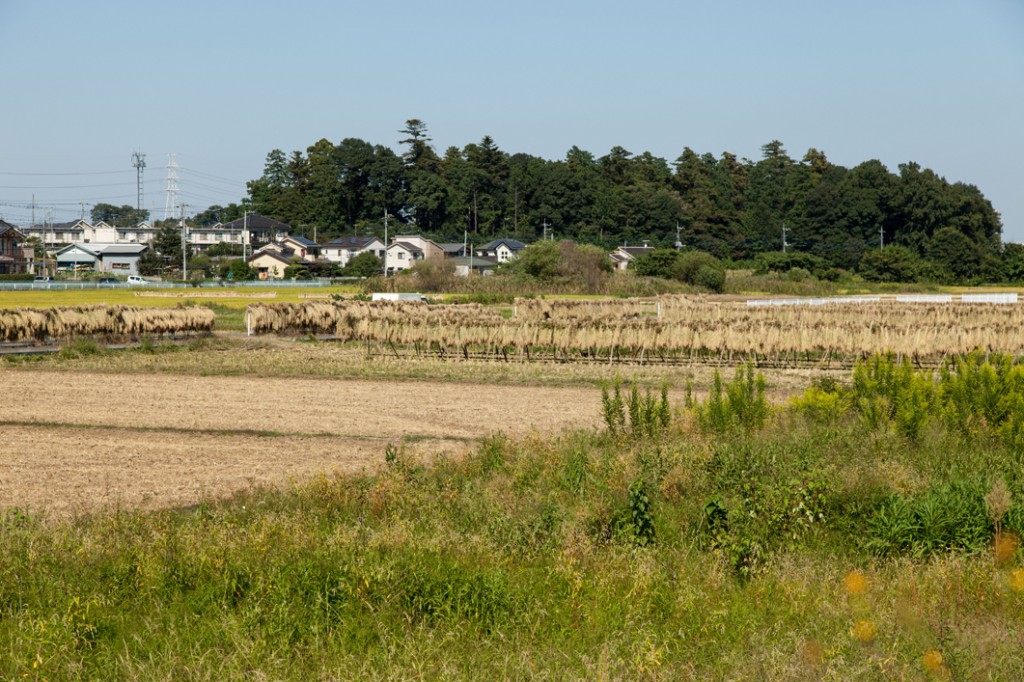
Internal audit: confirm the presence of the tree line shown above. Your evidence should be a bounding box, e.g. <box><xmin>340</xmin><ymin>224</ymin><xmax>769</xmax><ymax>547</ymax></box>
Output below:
<box><xmin>240</xmin><ymin>120</ymin><xmax>1003</xmax><ymax>282</ymax></box>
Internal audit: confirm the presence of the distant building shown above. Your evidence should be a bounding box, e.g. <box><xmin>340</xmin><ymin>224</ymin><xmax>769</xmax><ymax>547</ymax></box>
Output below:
<box><xmin>385</xmin><ymin>235</ymin><xmax>445</xmax><ymax>274</ymax></box>
<box><xmin>475</xmin><ymin>238</ymin><xmax>526</xmax><ymax>263</ymax></box>
<box><xmin>609</xmin><ymin>243</ymin><xmax>654</xmax><ymax>271</ymax></box>
<box><xmin>320</xmin><ymin>236</ymin><xmax>386</xmax><ymax>267</ymax></box>
<box><xmin>0</xmin><ymin>220</ymin><xmax>27</xmax><ymax>274</ymax></box>
<box><xmin>21</xmin><ymin>220</ymin><xmax>158</xmax><ymax>248</ymax></box>
<box><xmin>54</xmin><ymin>243</ymin><xmax>149</xmax><ymax>275</ymax></box>
<box><xmin>449</xmin><ymin>255</ymin><xmax>497</xmax><ymax>277</ymax></box>
<box><xmin>219</xmin><ymin>214</ymin><xmax>290</xmax><ymax>252</ymax></box>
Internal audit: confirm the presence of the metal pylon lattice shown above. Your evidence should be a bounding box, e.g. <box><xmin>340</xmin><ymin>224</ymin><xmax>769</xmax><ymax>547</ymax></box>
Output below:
<box><xmin>164</xmin><ymin>153</ymin><xmax>178</xmax><ymax>220</ymax></box>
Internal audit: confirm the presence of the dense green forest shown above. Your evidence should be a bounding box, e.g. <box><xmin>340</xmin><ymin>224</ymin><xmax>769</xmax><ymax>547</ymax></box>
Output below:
<box><xmin>239</xmin><ymin>119</ymin><xmax>1006</xmax><ymax>281</ymax></box>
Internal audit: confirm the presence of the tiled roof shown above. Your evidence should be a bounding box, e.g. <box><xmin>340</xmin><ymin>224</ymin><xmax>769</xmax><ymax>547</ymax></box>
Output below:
<box><xmin>479</xmin><ymin>238</ymin><xmax>526</xmax><ymax>251</ymax></box>
<box><xmin>321</xmin><ymin>236</ymin><xmax>380</xmax><ymax>249</ymax></box>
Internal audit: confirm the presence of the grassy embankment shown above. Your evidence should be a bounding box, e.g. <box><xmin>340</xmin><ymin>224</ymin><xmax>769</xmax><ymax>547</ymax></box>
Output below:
<box><xmin>2</xmin><ymin>354</ymin><xmax>1023</xmax><ymax>679</ymax></box>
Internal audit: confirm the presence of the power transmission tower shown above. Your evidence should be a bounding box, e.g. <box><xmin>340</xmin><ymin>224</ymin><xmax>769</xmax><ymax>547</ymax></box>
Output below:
<box><xmin>164</xmin><ymin>153</ymin><xmax>178</xmax><ymax>220</ymax></box>
<box><xmin>132</xmin><ymin>151</ymin><xmax>146</xmax><ymax>213</ymax></box>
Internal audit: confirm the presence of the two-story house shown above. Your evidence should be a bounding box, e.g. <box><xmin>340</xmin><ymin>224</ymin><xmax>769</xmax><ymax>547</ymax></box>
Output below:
<box><xmin>475</xmin><ymin>238</ymin><xmax>526</xmax><ymax>263</ymax></box>
<box><xmin>0</xmin><ymin>220</ymin><xmax>26</xmax><ymax>274</ymax></box>
<box><xmin>320</xmin><ymin>236</ymin><xmax>386</xmax><ymax>267</ymax></box>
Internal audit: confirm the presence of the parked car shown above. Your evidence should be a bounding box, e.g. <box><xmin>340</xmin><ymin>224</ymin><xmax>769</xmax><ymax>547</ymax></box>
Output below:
<box><xmin>97</xmin><ymin>277</ymin><xmax>118</xmax><ymax>284</ymax></box>
<box><xmin>33</xmin><ymin>276</ymin><xmax>55</xmax><ymax>283</ymax></box>
<box><xmin>126</xmin><ymin>275</ymin><xmax>148</xmax><ymax>286</ymax></box>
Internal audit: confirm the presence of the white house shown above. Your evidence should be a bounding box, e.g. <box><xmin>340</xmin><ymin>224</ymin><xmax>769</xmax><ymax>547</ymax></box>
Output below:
<box><xmin>21</xmin><ymin>219</ymin><xmax>160</xmax><ymax>248</ymax></box>
<box><xmin>609</xmin><ymin>244</ymin><xmax>655</xmax><ymax>271</ymax></box>
<box><xmin>475</xmin><ymin>238</ymin><xmax>526</xmax><ymax>263</ymax></box>
<box><xmin>385</xmin><ymin>241</ymin><xmax>425</xmax><ymax>274</ymax></box>
<box><xmin>320</xmin><ymin>236</ymin><xmax>386</xmax><ymax>267</ymax></box>
<box><xmin>384</xmin><ymin>236</ymin><xmax>446</xmax><ymax>274</ymax></box>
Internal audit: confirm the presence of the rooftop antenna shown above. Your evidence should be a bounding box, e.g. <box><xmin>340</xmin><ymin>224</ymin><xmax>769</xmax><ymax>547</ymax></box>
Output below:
<box><xmin>132</xmin><ymin>151</ymin><xmax>146</xmax><ymax>213</ymax></box>
<box><xmin>164</xmin><ymin>153</ymin><xmax>178</xmax><ymax>220</ymax></box>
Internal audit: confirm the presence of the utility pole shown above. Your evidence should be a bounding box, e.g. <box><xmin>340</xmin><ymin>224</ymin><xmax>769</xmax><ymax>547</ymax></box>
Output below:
<box><xmin>880</xmin><ymin>225</ymin><xmax>884</xmax><ymax>251</ymax></box>
<box><xmin>80</xmin><ymin>202</ymin><xmax>86</xmax><ymax>221</ymax></box>
<box><xmin>242</xmin><ymin>210</ymin><xmax>251</xmax><ymax>260</ymax></box>
<box><xmin>132</xmin><ymin>151</ymin><xmax>146</xmax><ymax>212</ymax></box>
<box><xmin>383</xmin><ymin>208</ymin><xmax>390</xmax><ymax>276</ymax></box>
<box><xmin>675</xmin><ymin>221</ymin><xmax>683</xmax><ymax>250</ymax></box>
<box><xmin>542</xmin><ymin>219</ymin><xmax>551</xmax><ymax>241</ymax></box>
<box><xmin>782</xmin><ymin>221</ymin><xmax>789</xmax><ymax>254</ymax></box>
<box><xmin>179</xmin><ymin>203</ymin><xmax>189</xmax><ymax>281</ymax></box>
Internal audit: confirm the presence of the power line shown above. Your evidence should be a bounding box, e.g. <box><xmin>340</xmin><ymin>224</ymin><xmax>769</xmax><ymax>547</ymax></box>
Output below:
<box><xmin>0</xmin><ymin>182</ymin><xmax>145</xmax><ymax>189</ymax></box>
<box><xmin>0</xmin><ymin>170</ymin><xmax>133</xmax><ymax>177</ymax></box>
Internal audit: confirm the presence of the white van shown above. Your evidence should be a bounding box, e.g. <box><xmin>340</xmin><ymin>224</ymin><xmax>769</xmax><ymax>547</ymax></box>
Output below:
<box><xmin>126</xmin><ymin>275</ymin><xmax>148</xmax><ymax>286</ymax></box>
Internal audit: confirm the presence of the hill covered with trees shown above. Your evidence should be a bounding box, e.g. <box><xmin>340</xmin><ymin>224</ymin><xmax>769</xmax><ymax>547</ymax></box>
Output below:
<box><xmin>244</xmin><ymin>120</ymin><xmax>1004</xmax><ymax>282</ymax></box>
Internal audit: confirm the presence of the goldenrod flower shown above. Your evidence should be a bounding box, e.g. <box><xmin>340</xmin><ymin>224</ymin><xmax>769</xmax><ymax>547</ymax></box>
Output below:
<box><xmin>851</xmin><ymin>619</ymin><xmax>876</xmax><ymax>642</ymax></box>
<box><xmin>844</xmin><ymin>569</ymin><xmax>868</xmax><ymax>595</ymax></box>
<box><xmin>1009</xmin><ymin>567</ymin><xmax>1024</xmax><ymax>593</ymax></box>
<box><xmin>994</xmin><ymin>532</ymin><xmax>1019</xmax><ymax>567</ymax></box>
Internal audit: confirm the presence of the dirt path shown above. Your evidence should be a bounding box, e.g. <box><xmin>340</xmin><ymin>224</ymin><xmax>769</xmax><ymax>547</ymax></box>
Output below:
<box><xmin>1</xmin><ymin>371</ymin><xmax>608</xmax><ymax>516</ymax></box>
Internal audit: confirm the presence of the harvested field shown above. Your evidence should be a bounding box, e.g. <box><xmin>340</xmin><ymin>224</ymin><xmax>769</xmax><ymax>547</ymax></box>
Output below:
<box><xmin>1</xmin><ymin>370</ymin><xmax>605</xmax><ymax>516</ymax></box>
<box><xmin>0</xmin><ymin>425</ymin><xmax>463</xmax><ymax>517</ymax></box>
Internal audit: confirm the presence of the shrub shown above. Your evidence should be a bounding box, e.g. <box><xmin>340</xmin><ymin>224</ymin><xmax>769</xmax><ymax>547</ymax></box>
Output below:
<box><xmin>696</xmin><ymin>364</ymin><xmax>769</xmax><ymax>433</ymax></box>
<box><xmin>694</xmin><ymin>264</ymin><xmax>726</xmax><ymax>292</ymax></box>
<box><xmin>672</xmin><ymin>250</ymin><xmax>723</xmax><ymax>286</ymax></box>
<box><xmin>601</xmin><ymin>381</ymin><xmax>671</xmax><ymax>440</ymax></box>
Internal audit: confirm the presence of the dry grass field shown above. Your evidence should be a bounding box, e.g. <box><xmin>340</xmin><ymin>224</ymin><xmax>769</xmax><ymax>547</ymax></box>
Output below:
<box><xmin>0</xmin><ymin>369</ymin><xmax>605</xmax><ymax>516</ymax></box>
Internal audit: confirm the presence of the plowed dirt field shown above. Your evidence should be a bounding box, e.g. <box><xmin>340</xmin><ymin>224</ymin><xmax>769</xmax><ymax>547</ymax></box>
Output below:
<box><xmin>0</xmin><ymin>371</ymin><xmax>603</xmax><ymax>516</ymax></box>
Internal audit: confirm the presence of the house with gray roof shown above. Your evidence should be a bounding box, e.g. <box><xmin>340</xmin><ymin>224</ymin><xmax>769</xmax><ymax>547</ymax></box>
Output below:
<box><xmin>320</xmin><ymin>236</ymin><xmax>386</xmax><ymax>267</ymax></box>
<box><xmin>54</xmin><ymin>243</ymin><xmax>148</xmax><ymax>275</ymax></box>
<box><xmin>609</xmin><ymin>243</ymin><xmax>655</xmax><ymax>271</ymax></box>
<box><xmin>475</xmin><ymin>238</ymin><xmax>526</xmax><ymax>263</ymax></box>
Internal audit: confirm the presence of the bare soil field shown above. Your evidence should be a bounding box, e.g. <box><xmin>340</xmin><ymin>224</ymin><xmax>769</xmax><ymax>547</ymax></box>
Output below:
<box><xmin>1</xmin><ymin>370</ymin><xmax>605</xmax><ymax>516</ymax></box>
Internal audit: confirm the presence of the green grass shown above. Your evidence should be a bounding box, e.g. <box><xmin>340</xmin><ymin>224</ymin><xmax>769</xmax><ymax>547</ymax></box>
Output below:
<box><xmin>2</xmin><ymin>358</ymin><xmax>1024</xmax><ymax>679</ymax></box>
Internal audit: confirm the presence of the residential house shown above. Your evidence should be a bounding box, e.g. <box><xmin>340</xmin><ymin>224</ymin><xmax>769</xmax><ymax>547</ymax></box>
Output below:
<box><xmin>437</xmin><ymin>242</ymin><xmax>468</xmax><ymax>258</ymax></box>
<box><xmin>247</xmin><ymin>248</ymin><xmax>297</xmax><ymax>280</ymax></box>
<box><xmin>448</xmin><ymin>255</ymin><xmax>497</xmax><ymax>277</ymax></box>
<box><xmin>219</xmin><ymin>214</ymin><xmax>290</xmax><ymax>252</ymax></box>
<box><xmin>609</xmin><ymin>243</ymin><xmax>654</xmax><ymax>271</ymax></box>
<box><xmin>113</xmin><ymin>222</ymin><xmax>158</xmax><ymax>244</ymax></box>
<box><xmin>186</xmin><ymin>224</ymin><xmax>242</xmax><ymax>251</ymax></box>
<box><xmin>0</xmin><ymin>221</ymin><xmax>26</xmax><ymax>274</ymax></box>
<box><xmin>475</xmin><ymin>238</ymin><xmax>526</xmax><ymax>263</ymax></box>
<box><xmin>384</xmin><ymin>235</ymin><xmax>445</xmax><ymax>274</ymax></box>
<box><xmin>54</xmin><ymin>243</ymin><xmax>148</xmax><ymax>275</ymax></box>
<box><xmin>280</xmin><ymin>235</ymin><xmax>320</xmax><ymax>260</ymax></box>
<box><xmin>22</xmin><ymin>220</ymin><xmax>157</xmax><ymax>248</ymax></box>
<box><xmin>320</xmin><ymin>236</ymin><xmax>386</xmax><ymax>267</ymax></box>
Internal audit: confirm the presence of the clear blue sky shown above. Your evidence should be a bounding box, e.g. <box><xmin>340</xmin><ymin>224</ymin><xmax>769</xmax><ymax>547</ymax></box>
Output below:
<box><xmin>2</xmin><ymin>0</ymin><xmax>1022</xmax><ymax>241</ymax></box>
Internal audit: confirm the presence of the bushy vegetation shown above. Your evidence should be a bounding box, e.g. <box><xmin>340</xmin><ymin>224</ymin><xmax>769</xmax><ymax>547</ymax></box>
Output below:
<box><xmin>3</xmin><ymin>355</ymin><xmax>1024</xmax><ymax>678</ymax></box>
<box><xmin>246</xmin><ymin>124</ymin><xmax>1005</xmax><ymax>286</ymax></box>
